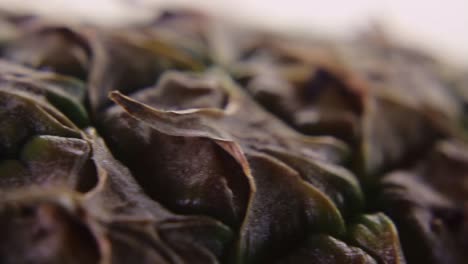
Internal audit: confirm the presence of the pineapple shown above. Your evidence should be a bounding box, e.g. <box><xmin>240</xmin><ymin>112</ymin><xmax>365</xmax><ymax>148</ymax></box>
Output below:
<box><xmin>0</xmin><ymin>9</ymin><xmax>466</xmax><ymax>264</ymax></box>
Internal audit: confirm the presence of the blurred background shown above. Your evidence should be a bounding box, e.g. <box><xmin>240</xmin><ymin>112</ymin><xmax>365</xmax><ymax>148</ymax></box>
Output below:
<box><xmin>1</xmin><ymin>0</ymin><xmax>466</xmax><ymax>67</ymax></box>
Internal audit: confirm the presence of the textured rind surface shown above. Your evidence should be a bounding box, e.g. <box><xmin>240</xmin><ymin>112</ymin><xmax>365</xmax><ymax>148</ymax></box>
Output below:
<box><xmin>0</xmin><ymin>10</ymin><xmax>467</xmax><ymax>264</ymax></box>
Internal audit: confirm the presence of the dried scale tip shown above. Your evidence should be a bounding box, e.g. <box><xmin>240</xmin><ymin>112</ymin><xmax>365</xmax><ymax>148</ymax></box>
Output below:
<box><xmin>0</xmin><ymin>9</ymin><xmax>467</xmax><ymax>264</ymax></box>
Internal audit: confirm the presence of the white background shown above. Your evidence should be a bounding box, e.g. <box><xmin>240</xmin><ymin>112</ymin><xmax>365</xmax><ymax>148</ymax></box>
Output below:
<box><xmin>0</xmin><ymin>0</ymin><xmax>467</xmax><ymax>67</ymax></box>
